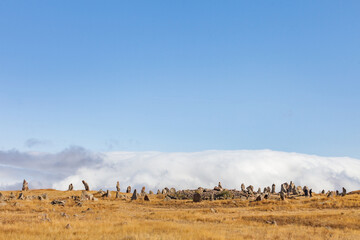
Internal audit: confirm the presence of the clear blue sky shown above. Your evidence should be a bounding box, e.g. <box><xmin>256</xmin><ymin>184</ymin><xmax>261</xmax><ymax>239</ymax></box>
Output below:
<box><xmin>1</xmin><ymin>1</ymin><xmax>359</xmax><ymax>157</ymax></box>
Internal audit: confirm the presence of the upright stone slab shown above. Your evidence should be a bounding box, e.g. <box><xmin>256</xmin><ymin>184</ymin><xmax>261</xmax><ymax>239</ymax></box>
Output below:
<box><xmin>82</xmin><ymin>180</ymin><xmax>90</xmax><ymax>191</ymax></box>
<box><xmin>131</xmin><ymin>189</ymin><xmax>138</xmax><ymax>200</ymax></box>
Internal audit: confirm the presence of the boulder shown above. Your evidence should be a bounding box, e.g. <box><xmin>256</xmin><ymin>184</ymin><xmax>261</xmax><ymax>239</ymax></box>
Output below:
<box><xmin>81</xmin><ymin>191</ymin><xmax>95</xmax><ymax>201</ymax></box>
<box><xmin>18</xmin><ymin>193</ymin><xmax>25</xmax><ymax>200</ymax></box>
<box><xmin>193</xmin><ymin>192</ymin><xmax>202</xmax><ymax>202</ymax></box>
<box><xmin>102</xmin><ymin>190</ymin><xmax>111</xmax><ymax>198</ymax></box>
<box><xmin>256</xmin><ymin>194</ymin><xmax>263</xmax><ymax>201</ymax></box>
<box><xmin>51</xmin><ymin>200</ymin><xmax>65</xmax><ymax>206</ymax></box>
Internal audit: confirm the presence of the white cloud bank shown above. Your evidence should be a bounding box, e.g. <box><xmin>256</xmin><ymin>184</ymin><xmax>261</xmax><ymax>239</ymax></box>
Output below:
<box><xmin>1</xmin><ymin>149</ymin><xmax>360</xmax><ymax>192</ymax></box>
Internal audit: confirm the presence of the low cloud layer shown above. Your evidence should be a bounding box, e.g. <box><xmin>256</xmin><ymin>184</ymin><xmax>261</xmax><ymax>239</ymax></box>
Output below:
<box><xmin>1</xmin><ymin>149</ymin><xmax>360</xmax><ymax>192</ymax></box>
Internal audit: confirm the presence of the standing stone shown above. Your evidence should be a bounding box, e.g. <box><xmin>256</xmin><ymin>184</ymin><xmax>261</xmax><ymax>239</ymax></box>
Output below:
<box><xmin>170</xmin><ymin>188</ymin><xmax>176</xmax><ymax>194</ymax></box>
<box><xmin>82</xmin><ymin>180</ymin><xmax>90</xmax><ymax>191</ymax></box>
<box><xmin>193</xmin><ymin>192</ymin><xmax>202</xmax><ymax>202</ymax></box>
<box><xmin>68</xmin><ymin>184</ymin><xmax>73</xmax><ymax>191</ymax></box>
<box><xmin>241</xmin><ymin>183</ymin><xmax>246</xmax><ymax>192</ymax></box>
<box><xmin>210</xmin><ymin>193</ymin><xmax>214</xmax><ymax>201</ymax></box>
<box><xmin>141</xmin><ymin>186</ymin><xmax>146</xmax><ymax>195</ymax></box>
<box><xmin>280</xmin><ymin>184</ymin><xmax>286</xmax><ymax>193</ymax></box>
<box><xmin>271</xmin><ymin>184</ymin><xmax>276</xmax><ymax>194</ymax></box>
<box><xmin>22</xmin><ymin>179</ymin><xmax>29</xmax><ymax>191</ymax></box>
<box><xmin>149</xmin><ymin>190</ymin><xmax>154</xmax><ymax>195</ymax></box>
<box><xmin>157</xmin><ymin>189</ymin><xmax>161</xmax><ymax>194</ymax></box>
<box><xmin>218</xmin><ymin>182</ymin><xmax>222</xmax><ymax>189</ymax></box>
<box><xmin>162</xmin><ymin>188</ymin><xmax>167</xmax><ymax>194</ymax></box>
<box><xmin>342</xmin><ymin>187</ymin><xmax>347</xmax><ymax>196</ymax></box>
<box><xmin>257</xmin><ymin>188</ymin><xmax>261</xmax><ymax>194</ymax></box>
<box><xmin>309</xmin><ymin>189</ymin><xmax>313</xmax><ymax>198</ymax></box>
<box><xmin>263</xmin><ymin>187</ymin><xmax>267</xmax><ymax>193</ymax></box>
<box><xmin>303</xmin><ymin>186</ymin><xmax>309</xmax><ymax>197</ymax></box>
<box><xmin>336</xmin><ymin>190</ymin><xmax>339</xmax><ymax>196</ymax></box>
<box><xmin>295</xmin><ymin>186</ymin><xmax>304</xmax><ymax>195</ymax></box>
<box><xmin>321</xmin><ymin>189</ymin><xmax>325</xmax><ymax>194</ymax></box>
<box><xmin>126</xmin><ymin>186</ymin><xmax>131</xmax><ymax>193</ymax></box>
<box><xmin>116</xmin><ymin>191</ymin><xmax>121</xmax><ymax>199</ymax></box>
<box><xmin>116</xmin><ymin>181</ymin><xmax>120</xmax><ymax>192</ymax></box>
<box><xmin>131</xmin><ymin>189</ymin><xmax>138</xmax><ymax>200</ymax></box>
<box><xmin>280</xmin><ymin>192</ymin><xmax>286</xmax><ymax>201</ymax></box>
<box><xmin>144</xmin><ymin>195</ymin><xmax>150</xmax><ymax>201</ymax></box>
<box><xmin>327</xmin><ymin>191</ymin><xmax>335</xmax><ymax>197</ymax></box>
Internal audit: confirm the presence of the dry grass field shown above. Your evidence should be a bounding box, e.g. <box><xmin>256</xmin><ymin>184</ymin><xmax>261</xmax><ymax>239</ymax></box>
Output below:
<box><xmin>0</xmin><ymin>189</ymin><xmax>360</xmax><ymax>240</ymax></box>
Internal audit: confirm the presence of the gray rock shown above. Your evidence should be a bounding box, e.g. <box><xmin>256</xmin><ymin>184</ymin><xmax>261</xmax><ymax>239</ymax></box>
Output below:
<box><xmin>131</xmin><ymin>189</ymin><xmax>138</xmax><ymax>200</ymax></box>
<box><xmin>193</xmin><ymin>192</ymin><xmax>202</xmax><ymax>202</ymax></box>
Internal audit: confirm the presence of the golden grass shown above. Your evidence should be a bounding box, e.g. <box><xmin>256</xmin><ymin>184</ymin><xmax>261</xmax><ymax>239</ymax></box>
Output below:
<box><xmin>1</xmin><ymin>189</ymin><xmax>360</xmax><ymax>240</ymax></box>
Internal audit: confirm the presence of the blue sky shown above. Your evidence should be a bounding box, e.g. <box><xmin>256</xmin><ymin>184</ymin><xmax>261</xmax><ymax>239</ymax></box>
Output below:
<box><xmin>0</xmin><ymin>1</ymin><xmax>359</xmax><ymax>157</ymax></box>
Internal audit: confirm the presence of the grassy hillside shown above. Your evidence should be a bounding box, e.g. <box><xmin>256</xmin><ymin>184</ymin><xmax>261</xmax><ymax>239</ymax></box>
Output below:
<box><xmin>0</xmin><ymin>189</ymin><xmax>360</xmax><ymax>239</ymax></box>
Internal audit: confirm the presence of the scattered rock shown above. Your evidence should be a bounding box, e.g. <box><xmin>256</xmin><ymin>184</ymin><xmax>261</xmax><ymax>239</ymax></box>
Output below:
<box><xmin>60</xmin><ymin>212</ymin><xmax>69</xmax><ymax>218</ymax></box>
<box><xmin>102</xmin><ymin>190</ymin><xmax>111</xmax><ymax>198</ymax></box>
<box><xmin>18</xmin><ymin>193</ymin><xmax>25</xmax><ymax>200</ymax></box>
<box><xmin>65</xmin><ymin>224</ymin><xmax>71</xmax><ymax>229</ymax></box>
<box><xmin>51</xmin><ymin>200</ymin><xmax>65</xmax><ymax>206</ymax></box>
<box><xmin>81</xmin><ymin>191</ymin><xmax>95</xmax><ymax>201</ymax></box>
